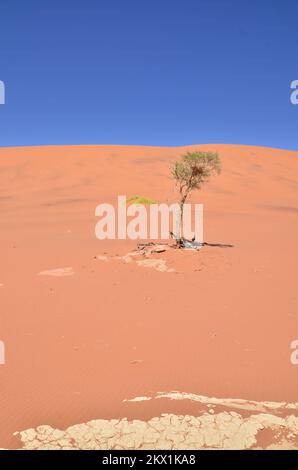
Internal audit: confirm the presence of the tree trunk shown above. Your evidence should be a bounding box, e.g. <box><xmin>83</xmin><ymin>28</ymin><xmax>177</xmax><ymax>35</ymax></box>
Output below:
<box><xmin>176</xmin><ymin>201</ymin><xmax>184</xmax><ymax>247</ymax></box>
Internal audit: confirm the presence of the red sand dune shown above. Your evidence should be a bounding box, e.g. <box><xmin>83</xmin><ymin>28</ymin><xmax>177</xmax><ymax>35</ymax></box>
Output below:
<box><xmin>0</xmin><ymin>144</ymin><xmax>297</xmax><ymax>448</ymax></box>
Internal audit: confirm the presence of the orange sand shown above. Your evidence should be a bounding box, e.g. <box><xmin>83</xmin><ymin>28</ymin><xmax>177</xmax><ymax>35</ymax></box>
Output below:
<box><xmin>0</xmin><ymin>144</ymin><xmax>297</xmax><ymax>448</ymax></box>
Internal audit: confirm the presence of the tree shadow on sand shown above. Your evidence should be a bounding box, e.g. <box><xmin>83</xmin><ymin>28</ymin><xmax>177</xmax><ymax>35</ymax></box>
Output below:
<box><xmin>203</xmin><ymin>242</ymin><xmax>234</xmax><ymax>248</ymax></box>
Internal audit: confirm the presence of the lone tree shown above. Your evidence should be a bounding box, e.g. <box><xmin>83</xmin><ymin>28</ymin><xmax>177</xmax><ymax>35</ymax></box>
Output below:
<box><xmin>171</xmin><ymin>151</ymin><xmax>221</xmax><ymax>245</ymax></box>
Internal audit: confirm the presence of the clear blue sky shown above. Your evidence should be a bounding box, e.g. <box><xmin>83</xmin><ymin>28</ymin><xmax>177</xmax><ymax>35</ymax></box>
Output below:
<box><xmin>0</xmin><ymin>0</ymin><xmax>297</xmax><ymax>149</ymax></box>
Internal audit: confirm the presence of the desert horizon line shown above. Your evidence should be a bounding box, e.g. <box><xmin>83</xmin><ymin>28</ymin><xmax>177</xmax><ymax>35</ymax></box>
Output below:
<box><xmin>0</xmin><ymin>142</ymin><xmax>298</xmax><ymax>152</ymax></box>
